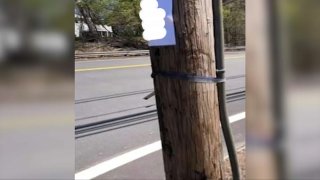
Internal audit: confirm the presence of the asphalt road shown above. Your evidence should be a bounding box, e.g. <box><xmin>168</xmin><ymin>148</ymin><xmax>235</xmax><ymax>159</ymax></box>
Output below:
<box><xmin>75</xmin><ymin>51</ymin><xmax>245</xmax><ymax>179</ymax></box>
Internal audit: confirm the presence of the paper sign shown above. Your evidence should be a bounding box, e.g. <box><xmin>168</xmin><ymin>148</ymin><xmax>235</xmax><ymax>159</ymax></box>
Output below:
<box><xmin>139</xmin><ymin>0</ymin><xmax>176</xmax><ymax>46</ymax></box>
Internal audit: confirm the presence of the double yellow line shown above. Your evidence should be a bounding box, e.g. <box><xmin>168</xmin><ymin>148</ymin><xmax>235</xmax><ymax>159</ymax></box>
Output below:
<box><xmin>75</xmin><ymin>64</ymin><xmax>151</xmax><ymax>72</ymax></box>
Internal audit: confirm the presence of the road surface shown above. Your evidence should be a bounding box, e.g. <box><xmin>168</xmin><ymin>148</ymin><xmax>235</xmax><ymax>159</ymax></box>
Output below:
<box><xmin>75</xmin><ymin>51</ymin><xmax>245</xmax><ymax>179</ymax></box>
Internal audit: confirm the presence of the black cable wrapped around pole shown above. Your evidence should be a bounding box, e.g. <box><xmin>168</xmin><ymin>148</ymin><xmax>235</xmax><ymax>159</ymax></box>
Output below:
<box><xmin>213</xmin><ymin>0</ymin><xmax>240</xmax><ymax>179</ymax></box>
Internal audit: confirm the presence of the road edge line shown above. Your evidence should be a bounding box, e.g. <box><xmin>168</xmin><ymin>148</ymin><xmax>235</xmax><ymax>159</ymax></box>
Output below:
<box><xmin>75</xmin><ymin>141</ymin><xmax>161</xmax><ymax>180</ymax></box>
<box><xmin>75</xmin><ymin>112</ymin><xmax>245</xmax><ymax>179</ymax></box>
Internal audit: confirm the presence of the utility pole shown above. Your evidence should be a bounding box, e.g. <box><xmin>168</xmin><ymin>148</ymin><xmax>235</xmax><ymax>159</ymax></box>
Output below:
<box><xmin>149</xmin><ymin>0</ymin><xmax>224</xmax><ymax>179</ymax></box>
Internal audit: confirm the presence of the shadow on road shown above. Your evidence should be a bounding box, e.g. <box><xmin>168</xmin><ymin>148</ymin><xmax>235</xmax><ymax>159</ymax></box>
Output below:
<box><xmin>75</xmin><ymin>110</ymin><xmax>157</xmax><ymax>139</ymax></box>
<box><xmin>75</xmin><ymin>89</ymin><xmax>153</xmax><ymax>104</ymax></box>
<box><xmin>75</xmin><ymin>90</ymin><xmax>246</xmax><ymax>139</ymax></box>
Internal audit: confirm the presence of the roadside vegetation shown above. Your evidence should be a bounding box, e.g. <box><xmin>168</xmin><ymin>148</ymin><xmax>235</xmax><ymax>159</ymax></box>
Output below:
<box><xmin>75</xmin><ymin>0</ymin><xmax>245</xmax><ymax>51</ymax></box>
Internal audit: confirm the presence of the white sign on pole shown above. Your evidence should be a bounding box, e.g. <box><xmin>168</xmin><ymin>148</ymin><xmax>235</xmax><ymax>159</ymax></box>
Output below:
<box><xmin>139</xmin><ymin>0</ymin><xmax>176</xmax><ymax>46</ymax></box>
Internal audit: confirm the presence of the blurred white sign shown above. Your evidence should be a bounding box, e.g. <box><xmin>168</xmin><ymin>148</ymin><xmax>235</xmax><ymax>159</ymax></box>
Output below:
<box><xmin>139</xmin><ymin>0</ymin><xmax>176</xmax><ymax>46</ymax></box>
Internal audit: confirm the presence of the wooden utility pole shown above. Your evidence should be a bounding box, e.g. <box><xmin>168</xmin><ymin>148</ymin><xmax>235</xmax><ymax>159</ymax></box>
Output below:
<box><xmin>149</xmin><ymin>0</ymin><xmax>224</xmax><ymax>179</ymax></box>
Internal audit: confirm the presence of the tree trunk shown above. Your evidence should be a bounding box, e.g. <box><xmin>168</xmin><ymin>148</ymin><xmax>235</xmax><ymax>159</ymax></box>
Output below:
<box><xmin>77</xmin><ymin>4</ymin><xmax>99</xmax><ymax>39</ymax></box>
<box><xmin>150</xmin><ymin>0</ymin><xmax>224</xmax><ymax>179</ymax></box>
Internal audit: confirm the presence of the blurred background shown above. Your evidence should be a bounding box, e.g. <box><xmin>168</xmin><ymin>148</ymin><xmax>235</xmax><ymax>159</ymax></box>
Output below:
<box><xmin>0</xmin><ymin>0</ymin><xmax>74</xmax><ymax>179</ymax></box>
<box><xmin>247</xmin><ymin>0</ymin><xmax>320</xmax><ymax>179</ymax></box>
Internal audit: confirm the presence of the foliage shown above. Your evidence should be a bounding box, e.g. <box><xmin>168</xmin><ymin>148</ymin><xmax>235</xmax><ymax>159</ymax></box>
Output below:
<box><xmin>223</xmin><ymin>0</ymin><xmax>245</xmax><ymax>46</ymax></box>
<box><xmin>76</xmin><ymin>0</ymin><xmax>142</xmax><ymax>38</ymax></box>
<box><xmin>76</xmin><ymin>0</ymin><xmax>245</xmax><ymax>47</ymax></box>
<box><xmin>281</xmin><ymin>1</ymin><xmax>320</xmax><ymax>74</ymax></box>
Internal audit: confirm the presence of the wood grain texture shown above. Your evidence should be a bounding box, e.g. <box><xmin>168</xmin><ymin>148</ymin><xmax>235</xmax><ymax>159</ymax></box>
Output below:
<box><xmin>150</xmin><ymin>0</ymin><xmax>224</xmax><ymax>179</ymax></box>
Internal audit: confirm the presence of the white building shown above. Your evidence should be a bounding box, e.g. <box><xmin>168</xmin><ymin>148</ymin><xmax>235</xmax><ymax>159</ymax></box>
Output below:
<box><xmin>74</xmin><ymin>8</ymin><xmax>112</xmax><ymax>38</ymax></box>
<box><xmin>74</xmin><ymin>22</ymin><xmax>112</xmax><ymax>38</ymax></box>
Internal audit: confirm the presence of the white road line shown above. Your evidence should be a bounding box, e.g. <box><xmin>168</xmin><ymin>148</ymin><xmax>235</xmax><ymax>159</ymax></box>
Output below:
<box><xmin>75</xmin><ymin>112</ymin><xmax>245</xmax><ymax>180</ymax></box>
<box><xmin>229</xmin><ymin>112</ymin><xmax>246</xmax><ymax>124</ymax></box>
<box><xmin>75</xmin><ymin>141</ymin><xmax>162</xmax><ymax>180</ymax></box>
